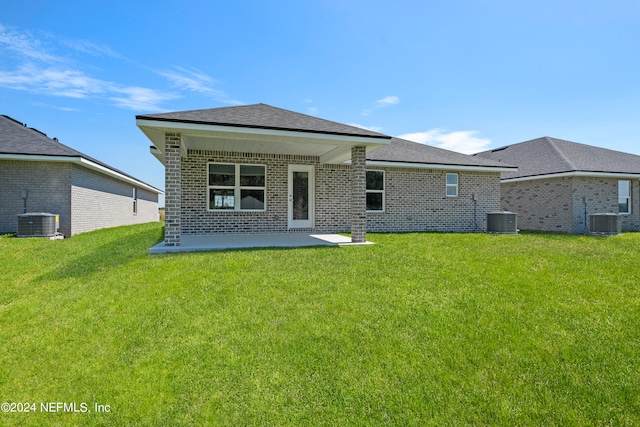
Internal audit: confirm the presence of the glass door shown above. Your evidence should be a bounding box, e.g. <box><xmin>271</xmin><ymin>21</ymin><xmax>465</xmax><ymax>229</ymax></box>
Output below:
<box><xmin>288</xmin><ymin>165</ymin><xmax>314</xmax><ymax>228</ymax></box>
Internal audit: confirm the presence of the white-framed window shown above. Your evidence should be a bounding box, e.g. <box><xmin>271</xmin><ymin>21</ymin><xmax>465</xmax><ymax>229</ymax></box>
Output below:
<box><xmin>446</xmin><ymin>173</ymin><xmax>458</xmax><ymax>197</ymax></box>
<box><xmin>366</xmin><ymin>170</ymin><xmax>385</xmax><ymax>212</ymax></box>
<box><xmin>208</xmin><ymin>163</ymin><xmax>266</xmax><ymax>211</ymax></box>
<box><xmin>132</xmin><ymin>188</ymin><xmax>138</xmax><ymax>214</ymax></box>
<box><xmin>618</xmin><ymin>180</ymin><xmax>631</xmax><ymax>214</ymax></box>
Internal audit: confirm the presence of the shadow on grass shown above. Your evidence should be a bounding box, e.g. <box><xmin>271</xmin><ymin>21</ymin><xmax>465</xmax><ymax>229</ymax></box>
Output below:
<box><xmin>38</xmin><ymin>225</ymin><xmax>164</xmax><ymax>280</ymax></box>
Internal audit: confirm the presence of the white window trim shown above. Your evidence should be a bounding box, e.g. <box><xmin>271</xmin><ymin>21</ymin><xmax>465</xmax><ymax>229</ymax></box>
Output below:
<box><xmin>207</xmin><ymin>162</ymin><xmax>267</xmax><ymax>212</ymax></box>
<box><xmin>618</xmin><ymin>179</ymin><xmax>631</xmax><ymax>215</ymax></box>
<box><xmin>366</xmin><ymin>169</ymin><xmax>385</xmax><ymax>213</ymax></box>
<box><xmin>446</xmin><ymin>173</ymin><xmax>459</xmax><ymax>197</ymax></box>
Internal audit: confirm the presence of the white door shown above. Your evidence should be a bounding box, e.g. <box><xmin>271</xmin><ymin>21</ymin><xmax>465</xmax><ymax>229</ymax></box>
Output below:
<box><xmin>288</xmin><ymin>165</ymin><xmax>315</xmax><ymax>228</ymax></box>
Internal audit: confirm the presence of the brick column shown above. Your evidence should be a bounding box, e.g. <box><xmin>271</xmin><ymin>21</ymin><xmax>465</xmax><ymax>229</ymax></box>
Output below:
<box><xmin>351</xmin><ymin>146</ymin><xmax>367</xmax><ymax>243</ymax></box>
<box><xmin>164</xmin><ymin>133</ymin><xmax>182</xmax><ymax>246</ymax></box>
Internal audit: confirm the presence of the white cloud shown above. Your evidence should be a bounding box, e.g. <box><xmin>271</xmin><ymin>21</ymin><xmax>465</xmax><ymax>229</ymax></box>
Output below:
<box><xmin>348</xmin><ymin>123</ymin><xmax>384</xmax><ymax>133</ymax></box>
<box><xmin>158</xmin><ymin>66</ymin><xmax>242</xmax><ymax>105</ymax></box>
<box><xmin>0</xmin><ymin>25</ymin><xmax>239</xmax><ymax>111</ymax></box>
<box><xmin>375</xmin><ymin>96</ymin><xmax>399</xmax><ymax>107</ymax></box>
<box><xmin>0</xmin><ymin>63</ymin><xmax>175</xmax><ymax>111</ymax></box>
<box><xmin>397</xmin><ymin>129</ymin><xmax>492</xmax><ymax>154</ymax></box>
<box><xmin>307</xmin><ymin>106</ymin><xmax>319</xmax><ymax>115</ymax></box>
<box><xmin>362</xmin><ymin>95</ymin><xmax>399</xmax><ymax>116</ymax></box>
<box><xmin>111</xmin><ymin>86</ymin><xmax>178</xmax><ymax>112</ymax></box>
<box><xmin>61</xmin><ymin>38</ymin><xmax>122</xmax><ymax>58</ymax></box>
<box><xmin>0</xmin><ymin>24</ymin><xmax>61</xmax><ymax>63</ymax></box>
<box><xmin>0</xmin><ymin>65</ymin><xmax>105</xmax><ymax>98</ymax></box>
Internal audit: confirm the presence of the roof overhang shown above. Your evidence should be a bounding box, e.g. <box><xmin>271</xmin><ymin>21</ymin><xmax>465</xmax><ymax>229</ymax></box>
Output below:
<box><xmin>136</xmin><ymin>119</ymin><xmax>392</xmax><ymax>165</ymax></box>
<box><xmin>502</xmin><ymin>171</ymin><xmax>640</xmax><ymax>183</ymax></box>
<box><xmin>0</xmin><ymin>153</ymin><xmax>163</xmax><ymax>194</ymax></box>
<box><xmin>363</xmin><ymin>160</ymin><xmax>518</xmax><ymax>173</ymax></box>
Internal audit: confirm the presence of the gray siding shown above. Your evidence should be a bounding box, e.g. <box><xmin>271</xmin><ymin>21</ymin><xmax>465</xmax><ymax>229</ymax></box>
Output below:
<box><xmin>0</xmin><ymin>160</ymin><xmax>72</xmax><ymax>236</ymax></box>
<box><xmin>70</xmin><ymin>165</ymin><xmax>158</xmax><ymax>235</ymax></box>
<box><xmin>179</xmin><ymin>150</ymin><xmax>502</xmax><ymax>235</ymax></box>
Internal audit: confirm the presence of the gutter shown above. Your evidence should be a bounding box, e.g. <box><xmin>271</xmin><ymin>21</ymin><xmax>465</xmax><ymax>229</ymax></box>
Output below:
<box><xmin>360</xmin><ymin>160</ymin><xmax>517</xmax><ymax>173</ymax></box>
<box><xmin>501</xmin><ymin>170</ymin><xmax>640</xmax><ymax>183</ymax></box>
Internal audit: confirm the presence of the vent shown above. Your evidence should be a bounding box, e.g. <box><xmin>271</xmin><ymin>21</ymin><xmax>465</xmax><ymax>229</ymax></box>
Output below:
<box><xmin>487</xmin><ymin>212</ymin><xmax>518</xmax><ymax>234</ymax></box>
<box><xmin>17</xmin><ymin>213</ymin><xmax>59</xmax><ymax>237</ymax></box>
<box><xmin>588</xmin><ymin>213</ymin><xmax>621</xmax><ymax>235</ymax></box>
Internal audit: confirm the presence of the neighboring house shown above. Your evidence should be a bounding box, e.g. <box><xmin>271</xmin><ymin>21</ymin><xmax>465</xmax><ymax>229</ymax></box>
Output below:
<box><xmin>136</xmin><ymin>103</ymin><xmax>514</xmax><ymax>247</ymax></box>
<box><xmin>475</xmin><ymin>136</ymin><xmax>640</xmax><ymax>233</ymax></box>
<box><xmin>0</xmin><ymin>115</ymin><xmax>163</xmax><ymax>237</ymax></box>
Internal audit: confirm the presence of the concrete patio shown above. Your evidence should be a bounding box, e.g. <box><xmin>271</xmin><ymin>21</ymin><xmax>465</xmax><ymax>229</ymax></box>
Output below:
<box><xmin>149</xmin><ymin>233</ymin><xmax>373</xmax><ymax>254</ymax></box>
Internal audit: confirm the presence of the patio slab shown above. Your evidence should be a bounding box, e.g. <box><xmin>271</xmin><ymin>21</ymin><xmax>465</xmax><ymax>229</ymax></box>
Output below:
<box><xmin>149</xmin><ymin>233</ymin><xmax>373</xmax><ymax>254</ymax></box>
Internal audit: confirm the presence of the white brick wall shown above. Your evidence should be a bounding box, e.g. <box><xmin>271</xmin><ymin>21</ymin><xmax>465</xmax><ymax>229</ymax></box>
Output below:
<box><xmin>179</xmin><ymin>150</ymin><xmax>503</xmax><ymax>234</ymax></box>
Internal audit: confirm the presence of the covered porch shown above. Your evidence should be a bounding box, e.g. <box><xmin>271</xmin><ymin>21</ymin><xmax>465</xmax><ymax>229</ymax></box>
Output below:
<box><xmin>136</xmin><ymin>104</ymin><xmax>391</xmax><ymax>253</ymax></box>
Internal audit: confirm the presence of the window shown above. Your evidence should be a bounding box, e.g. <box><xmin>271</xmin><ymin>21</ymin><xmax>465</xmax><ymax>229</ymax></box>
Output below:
<box><xmin>446</xmin><ymin>173</ymin><xmax>458</xmax><ymax>197</ymax></box>
<box><xmin>366</xmin><ymin>170</ymin><xmax>384</xmax><ymax>212</ymax></box>
<box><xmin>132</xmin><ymin>188</ymin><xmax>138</xmax><ymax>214</ymax></box>
<box><xmin>618</xmin><ymin>180</ymin><xmax>631</xmax><ymax>214</ymax></box>
<box><xmin>208</xmin><ymin>163</ymin><xmax>266</xmax><ymax>211</ymax></box>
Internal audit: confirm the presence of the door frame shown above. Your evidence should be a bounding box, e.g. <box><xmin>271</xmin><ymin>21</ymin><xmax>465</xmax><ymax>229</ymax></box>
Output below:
<box><xmin>288</xmin><ymin>164</ymin><xmax>315</xmax><ymax>229</ymax></box>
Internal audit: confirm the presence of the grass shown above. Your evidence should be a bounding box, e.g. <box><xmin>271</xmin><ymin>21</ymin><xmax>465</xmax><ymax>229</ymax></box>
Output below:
<box><xmin>0</xmin><ymin>223</ymin><xmax>639</xmax><ymax>426</ymax></box>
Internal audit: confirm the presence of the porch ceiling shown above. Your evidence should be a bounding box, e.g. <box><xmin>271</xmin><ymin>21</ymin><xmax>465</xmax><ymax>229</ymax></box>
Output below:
<box><xmin>137</xmin><ymin>119</ymin><xmax>390</xmax><ymax>165</ymax></box>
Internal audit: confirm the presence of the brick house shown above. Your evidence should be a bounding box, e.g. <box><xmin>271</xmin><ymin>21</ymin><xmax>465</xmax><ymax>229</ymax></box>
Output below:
<box><xmin>0</xmin><ymin>115</ymin><xmax>163</xmax><ymax>237</ymax></box>
<box><xmin>475</xmin><ymin>136</ymin><xmax>640</xmax><ymax>233</ymax></box>
<box><xmin>136</xmin><ymin>104</ymin><xmax>514</xmax><ymax>248</ymax></box>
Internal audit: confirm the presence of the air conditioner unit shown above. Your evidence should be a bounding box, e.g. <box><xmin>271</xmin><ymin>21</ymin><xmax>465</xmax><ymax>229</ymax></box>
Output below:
<box><xmin>17</xmin><ymin>213</ymin><xmax>59</xmax><ymax>237</ymax></box>
<box><xmin>588</xmin><ymin>213</ymin><xmax>621</xmax><ymax>235</ymax></box>
<box><xmin>487</xmin><ymin>211</ymin><xmax>518</xmax><ymax>234</ymax></box>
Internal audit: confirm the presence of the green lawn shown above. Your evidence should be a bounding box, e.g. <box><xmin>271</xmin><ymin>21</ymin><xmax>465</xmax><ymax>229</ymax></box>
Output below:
<box><xmin>1</xmin><ymin>223</ymin><xmax>639</xmax><ymax>426</ymax></box>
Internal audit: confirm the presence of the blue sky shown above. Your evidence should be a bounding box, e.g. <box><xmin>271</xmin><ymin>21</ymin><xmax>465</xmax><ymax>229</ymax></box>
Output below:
<box><xmin>2</xmin><ymin>0</ymin><xmax>640</xmax><ymax>202</ymax></box>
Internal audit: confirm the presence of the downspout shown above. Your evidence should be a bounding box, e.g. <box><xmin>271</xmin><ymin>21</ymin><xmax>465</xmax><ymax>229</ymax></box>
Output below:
<box><xmin>472</xmin><ymin>192</ymin><xmax>479</xmax><ymax>231</ymax></box>
<box><xmin>583</xmin><ymin>196</ymin><xmax>588</xmax><ymax>233</ymax></box>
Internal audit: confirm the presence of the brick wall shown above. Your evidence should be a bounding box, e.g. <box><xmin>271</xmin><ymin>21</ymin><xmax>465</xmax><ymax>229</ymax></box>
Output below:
<box><xmin>501</xmin><ymin>176</ymin><xmax>640</xmax><ymax>233</ymax></box>
<box><xmin>351</xmin><ymin>146</ymin><xmax>367</xmax><ymax>242</ymax></box>
<box><xmin>181</xmin><ymin>150</ymin><xmax>332</xmax><ymax>234</ymax></box>
<box><xmin>0</xmin><ymin>160</ymin><xmax>72</xmax><ymax>236</ymax></box>
<box><xmin>571</xmin><ymin>177</ymin><xmax>640</xmax><ymax>233</ymax></box>
<box><xmin>367</xmin><ymin>167</ymin><xmax>501</xmax><ymax>232</ymax></box>
<box><xmin>70</xmin><ymin>165</ymin><xmax>159</xmax><ymax>235</ymax></box>
<box><xmin>164</xmin><ymin>133</ymin><xmax>182</xmax><ymax>245</ymax></box>
<box><xmin>0</xmin><ymin>159</ymin><xmax>158</xmax><ymax>237</ymax></box>
<box><xmin>179</xmin><ymin>150</ymin><xmax>502</xmax><ymax>234</ymax></box>
<box><xmin>501</xmin><ymin>178</ymin><xmax>574</xmax><ymax>232</ymax></box>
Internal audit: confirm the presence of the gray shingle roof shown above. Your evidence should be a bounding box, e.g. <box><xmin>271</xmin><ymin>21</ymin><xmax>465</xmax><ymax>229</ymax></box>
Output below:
<box><xmin>0</xmin><ymin>115</ymin><xmax>161</xmax><ymax>192</ymax></box>
<box><xmin>0</xmin><ymin>115</ymin><xmax>82</xmax><ymax>157</ymax></box>
<box><xmin>474</xmin><ymin>136</ymin><xmax>640</xmax><ymax>179</ymax></box>
<box><xmin>368</xmin><ymin>137</ymin><xmax>514</xmax><ymax>168</ymax></box>
<box><xmin>137</xmin><ymin>104</ymin><xmax>512</xmax><ymax>169</ymax></box>
<box><xmin>136</xmin><ymin>103</ymin><xmax>389</xmax><ymax>139</ymax></box>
